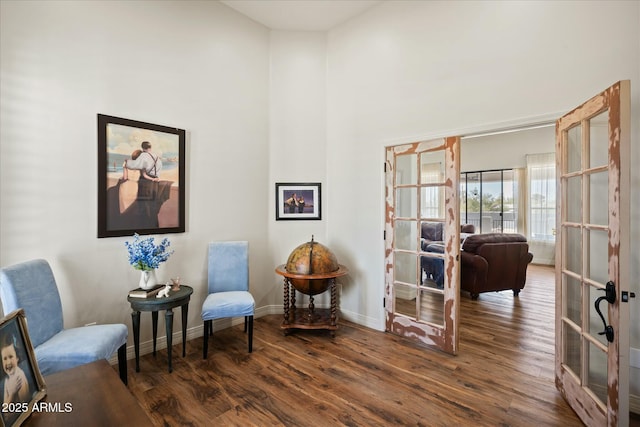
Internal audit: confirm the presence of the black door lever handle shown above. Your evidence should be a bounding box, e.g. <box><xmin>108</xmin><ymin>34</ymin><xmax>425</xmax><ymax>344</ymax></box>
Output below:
<box><xmin>594</xmin><ymin>281</ymin><xmax>615</xmax><ymax>343</ymax></box>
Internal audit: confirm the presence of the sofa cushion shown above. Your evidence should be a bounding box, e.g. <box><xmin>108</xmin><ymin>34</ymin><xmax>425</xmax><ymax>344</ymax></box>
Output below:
<box><xmin>421</xmin><ymin>222</ymin><xmax>443</xmax><ymax>242</ymax></box>
<box><xmin>462</xmin><ymin>233</ymin><xmax>528</xmax><ymax>254</ymax></box>
<box><xmin>461</xmin><ymin>224</ymin><xmax>476</xmax><ymax>234</ymax></box>
<box><xmin>425</xmin><ymin>243</ymin><xmax>445</xmax><ymax>253</ymax></box>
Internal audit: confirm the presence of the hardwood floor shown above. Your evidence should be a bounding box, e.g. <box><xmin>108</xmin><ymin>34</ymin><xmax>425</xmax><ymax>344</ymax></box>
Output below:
<box><xmin>118</xmin><ymin>265</ymin><xmax>619</xmax><ymax>426</ymax></box>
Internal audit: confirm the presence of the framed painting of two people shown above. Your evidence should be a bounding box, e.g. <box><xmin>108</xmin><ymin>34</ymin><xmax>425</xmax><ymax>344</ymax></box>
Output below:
<box><xmin>97</xmin><ymin>114</ymin><xmax>186</xmax><ymax>238</ymax></box>
<box><xmin>275</xmin><ymin>182</ymin><xmax>321</xmax><ymax>221</ymax></box>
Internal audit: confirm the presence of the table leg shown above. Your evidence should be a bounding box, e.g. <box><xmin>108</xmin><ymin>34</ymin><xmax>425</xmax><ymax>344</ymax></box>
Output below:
<box><xmin>152</xmin><ymin>311</ymin><xmax>158</xmax><ymax>356</ymax></box>
<box><xmin>283</xmin><ymin>278</ymin><xmax>290</xmax><ymax>325</ymax></box>
<box><xmin>181</xmin><ymin>303</ymin><xmax>188</xmax><ymax>357</ymax></box>
<box><xmin>308</xmin><ymin>295</ymin><xmax>315</xmax><ymax>321</ymax></box>
<box><xmin>131</xmin><ymin>311</ymin><xmax>141</xmax><ymax>372</ymax></box>
<box><xmin>291</xmin><ymin>286</ymin><xmax>296</xmax><ymax>312</ymax></box>
<box><xmin>330</xmin><ymin>278</ymin><xmax>337</xmax><ymax>327</ymax></box>
<box><xmin>291</xmin><ymin>288</ymin><xmax>297</xmax><ymax>325</ymax></box>
<box><xmin>165</xmin><ymin>308</ymin><xmax>174</xmax><ymax>373</ymax></box>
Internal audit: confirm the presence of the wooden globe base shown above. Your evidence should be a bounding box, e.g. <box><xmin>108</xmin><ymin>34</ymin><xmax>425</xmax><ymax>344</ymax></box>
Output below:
<box><xmin>275</xmin><ymin>264</ymin><xmax>348</xmax><ymax>336</ymax></box>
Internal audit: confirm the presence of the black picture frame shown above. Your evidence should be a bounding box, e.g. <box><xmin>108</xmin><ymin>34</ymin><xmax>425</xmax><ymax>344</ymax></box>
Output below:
<box><xmin>275</xmin><ymin>182</ymin><xmax>321</xmax><ymax>220</ymax></box>
<box><xmin>0</xmin><ymin>309</ymin><xmax>46</xmax><ymax>427</ymax></box>
<box><xmin>97</xmin><ymin>114</ymin><xmax>186</xmax><ymax>238</ymax></box>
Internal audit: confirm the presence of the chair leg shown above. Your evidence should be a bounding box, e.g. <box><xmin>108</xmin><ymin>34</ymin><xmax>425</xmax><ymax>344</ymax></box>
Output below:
<box><xmin>117</xmin><ymin>343</ymin><xmax>127</xmax><ymax>385</ymax></box>
<box><xmin>248</xmin><ymin>315</ymin><xmax>253</xmax><ymax>353</ymax></box>
<box><xmin>203</xmin><ymin>320</ymin><xmax>212</xmax><ymax>359</ymax></box>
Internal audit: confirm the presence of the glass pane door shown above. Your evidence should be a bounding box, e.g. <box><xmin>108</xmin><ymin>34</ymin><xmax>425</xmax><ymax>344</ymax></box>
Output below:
<box><xmin>385</xmin><ymin>137</ymin><xmax>460</xmax><ymax>354</ymax></box>
<box><xmin>555</xmin><ymin>80</ymin><xmax>630</xmax><ymax>426</ymax></box>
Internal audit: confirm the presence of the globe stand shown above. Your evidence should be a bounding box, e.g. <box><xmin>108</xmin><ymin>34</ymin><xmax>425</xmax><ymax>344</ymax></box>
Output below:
<box><xmin>275</xmin><ymin>264</ymin><xmax>348</xmax><ymax>337</ymax></box>
<box><xmin>307</xmin><ymin>295</ymin><xmax>315</xmax><ymax>321</ymax></box>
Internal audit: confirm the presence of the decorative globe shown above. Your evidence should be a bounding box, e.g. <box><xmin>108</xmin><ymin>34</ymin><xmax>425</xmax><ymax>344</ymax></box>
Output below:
<box><xmin>285</xmin><ymin>236</ymin><xmax>339</xmax><ymax>295</ymax></box>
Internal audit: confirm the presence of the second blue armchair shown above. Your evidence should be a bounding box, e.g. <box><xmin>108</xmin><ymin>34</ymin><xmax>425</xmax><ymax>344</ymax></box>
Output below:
<box><xmin>202</xmin><ymin>241</ymin><xmax>255</xmax><ymax>359</ymax></box>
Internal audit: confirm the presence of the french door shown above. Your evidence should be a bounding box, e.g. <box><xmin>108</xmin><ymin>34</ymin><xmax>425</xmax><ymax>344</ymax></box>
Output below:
<box><xmin>384</xmin><ymin>137</ymin><xmax>460</xmax><ymax>354</ymax></box>
<box><xmin>555</xmin><ymin>80</ymin><xmax>631</xmax><ymax>426</ymax></box>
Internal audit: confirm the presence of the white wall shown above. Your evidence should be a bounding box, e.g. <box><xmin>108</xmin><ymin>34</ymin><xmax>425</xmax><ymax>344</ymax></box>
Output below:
<box><xmin>326</xmin><ymin>0</ymin><xmax>640</xmax><ymax>340</ymax></box>
<box><xmin>0</xmin><ymin>1</ymin><xmax>271</xmax><ymax>344</ymax></box>
<box><xmin>267</xmin><ymin>31</ymin><xmax>329</xmax><ymax>307</ymax></box>
<box><xmin>461</xmin><ymin>125</ymin><xmax>555</xmax><ymax>172</ymax></box>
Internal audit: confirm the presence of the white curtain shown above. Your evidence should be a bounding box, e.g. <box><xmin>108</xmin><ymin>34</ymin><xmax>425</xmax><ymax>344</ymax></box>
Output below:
<box><xmin>421</xmin><ymin>162</ymin><xmax>444</xmax><ymax>219</ymax></box>
<box><xmin>526</xmin><ymin>153</ymin><xmax>556</xmax><ymax>265</ymax></box>
<box><xmin>515</xmin><ymin>167</ymin><xmax>527</xmax><ymax>235</ymax></box>
<box><xmin>526</xmin><ymin>153</ymin><xmax>556</xmax><ymax>242</ymax></box>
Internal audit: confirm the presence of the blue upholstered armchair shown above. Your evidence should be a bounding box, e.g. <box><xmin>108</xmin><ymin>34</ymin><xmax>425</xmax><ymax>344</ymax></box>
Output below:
<box><xmin>0</xmin><ymin>259</ymin><xmax>128</xmax><ymax>383</ymax></box>
<box><xmin>202</xmin><ymin>241</ymin><xmax>255</xmax><ymax>359</ymax></box>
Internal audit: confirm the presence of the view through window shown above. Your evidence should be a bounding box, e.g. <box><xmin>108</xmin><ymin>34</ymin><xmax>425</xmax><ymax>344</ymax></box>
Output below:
<box><xmin>460</xmin><ymin>169</ymin><xmax>517</xmax><ymax>234</ymax></box>
<box><xmin>460</xmin><ymin>156</ymin><xmax>556</xmax><ymax>243</ymax></box>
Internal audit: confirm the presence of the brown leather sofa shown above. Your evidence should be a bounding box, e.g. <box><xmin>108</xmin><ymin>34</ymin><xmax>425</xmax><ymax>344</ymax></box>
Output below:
<box><xmin>421</xmin><ymin>222</ymin><xmax>476</xmax><ymax>288</ymax></box>
<box><xmin>460</xmin><ymin>233</ymin><xmax>533</xmax><ymax>300</ymax></box>
<box><xmin>420</xmin><ymin>222</ymin><xmax>475</xmax><ymax>244</ymax></box>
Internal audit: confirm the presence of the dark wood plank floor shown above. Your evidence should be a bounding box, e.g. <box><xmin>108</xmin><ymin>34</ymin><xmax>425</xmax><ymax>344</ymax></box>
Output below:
<box><xmin>118</xmin><ymin>265</ymin><xmax>629</xmax><ymax>426</ymax></box>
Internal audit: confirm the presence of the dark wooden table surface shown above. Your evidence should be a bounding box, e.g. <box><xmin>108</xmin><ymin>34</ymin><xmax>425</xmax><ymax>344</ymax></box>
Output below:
<box><xmin>25</xmin><ymin>360</ymin><xmax>152</xmax><ymax>426</ymax></box>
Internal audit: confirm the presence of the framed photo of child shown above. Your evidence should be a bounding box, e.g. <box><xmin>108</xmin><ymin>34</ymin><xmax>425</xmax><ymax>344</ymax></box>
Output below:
<box><xmin>0</xmin><ymin>309</ymin><xmax>46</xmax><ymax>427</ymax></box>
<box><xmin>97</xmin><ymin>114</ymin><xmax>186</xmax><ymax>238</ymax></box>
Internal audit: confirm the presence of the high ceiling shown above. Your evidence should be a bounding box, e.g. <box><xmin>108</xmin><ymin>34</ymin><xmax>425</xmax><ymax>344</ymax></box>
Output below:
<box><xmin>219</xmin><ymin>0</ymin><xmax>383</xmax><ymax>31</ymax></box>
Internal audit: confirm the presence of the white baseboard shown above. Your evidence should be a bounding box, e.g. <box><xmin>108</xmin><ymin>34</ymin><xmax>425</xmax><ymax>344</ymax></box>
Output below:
<box><xmin>531</xmin><ymin>258</ymin><xmax>555</xmax><ymax>266</ymax></box>
<box><xmin>340</xmin><ymin>308</ymin><xmax>385</xmax><ymax>331</ymax></box>
<box><xmin>630</xmin><ymin>347</ymin><xmax>640</xmax><ymax>369</ymax></box>
<box><xmin>630</xmin><ymin>348</ymin><xmax>640</xmax><ymax>414</ymax></box>
<box><xmin>631</xmin><ymin>394</ymin><xmax>640</xmax><ymax>415</ymax></box>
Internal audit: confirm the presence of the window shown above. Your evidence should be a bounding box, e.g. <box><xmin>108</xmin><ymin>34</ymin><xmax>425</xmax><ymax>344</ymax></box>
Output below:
<box><xmin>460</xmin><ymin>169</ymin><xmax>517</xmax><ymax>233</ymax></box>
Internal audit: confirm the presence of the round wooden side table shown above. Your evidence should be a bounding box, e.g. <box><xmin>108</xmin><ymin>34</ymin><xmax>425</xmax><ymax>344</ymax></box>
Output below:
<box><xmin>127</xmin><ymin>285</ymin><xmax>193</xmax><ymax>373</ymax></box>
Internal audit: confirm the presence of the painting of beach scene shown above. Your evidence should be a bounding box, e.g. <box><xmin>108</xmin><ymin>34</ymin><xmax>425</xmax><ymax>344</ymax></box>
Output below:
<box><xmin>98</xmin><ymin>114</ymin><xmax>185</xmax><ymax>237</ymax></box>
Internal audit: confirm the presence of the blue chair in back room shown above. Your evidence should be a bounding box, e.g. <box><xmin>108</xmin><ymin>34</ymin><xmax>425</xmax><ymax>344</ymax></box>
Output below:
<box><xmin>0</xmin><ymin>259</ymin><xmax>128</xmax><ymax>384</ymax></box>
<box><xmin>202</xmin><ymin>241</ymin><xmax>255</xmax><ymax>359</ymax></box>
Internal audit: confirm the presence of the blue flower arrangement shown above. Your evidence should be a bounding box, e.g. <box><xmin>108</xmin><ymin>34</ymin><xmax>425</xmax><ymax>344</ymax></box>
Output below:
<box><xmin>125</xmin><ymin>233</ymin><xmax>174</xmax><ymax>271</ymax></box>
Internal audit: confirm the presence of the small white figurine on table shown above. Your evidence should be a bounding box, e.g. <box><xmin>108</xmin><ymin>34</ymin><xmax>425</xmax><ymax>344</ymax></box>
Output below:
<box><xmin>157</xmin><ymin>283</ymin><xmax>171</xmax><ymax>298</ymax></box>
